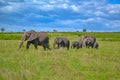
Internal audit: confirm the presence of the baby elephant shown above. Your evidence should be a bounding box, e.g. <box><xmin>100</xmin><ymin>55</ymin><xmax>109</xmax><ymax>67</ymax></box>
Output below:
<box><xmin>94</xmin><ymin>42</ymin><xmax>99</xmax><ymax>49</ymax></box>
<box><xmin>71</xmin><ymin>41</ymin><xmax>82</xmax><ymax>49</ymax></box>
<box><xmin>53</xmin><ymin>37</ymin><xmax>70</xmax><ymax>50</ymax></box>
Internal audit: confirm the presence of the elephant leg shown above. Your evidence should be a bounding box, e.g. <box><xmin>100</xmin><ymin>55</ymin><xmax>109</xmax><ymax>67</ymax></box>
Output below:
<box><xmin>67</xmin><ymin>43</ymin><xmax>70</xmax><ymax>50</ymax></box>
<box><xmin>67</xmin><ymin>45</ymin><xmax>69</xmax><ymax>50</ymax></box>
<box><xmin>41</xmin><ymin>43</ymin><xmax>46</xmax><ymax>50</ymax></box>
<box><xmin>43</xmin><ymin>45</ymin><xmax>46</xmax><ymax>50</ymax></box>
<box><xmin>67</xmin><ymin>47</ymin><xmax>69</xmax><ymax>50</ymax></box>
<box><xmin>46</xmin><ymin>44</ymin><xmax>51</xmax><ymax>50</ymax></box>
<box><xmin>87</xmin><ymin>46</ymin><xmax>90</xmax><ymax>48</ymax></box>
<box><xmin>91</xmin><ymin>45</ymin><xmax>94</xmax><ymax>48</ymax></box>
<box><xmin>33</xmin><ymin>41</ymin><xmax>38</xmax><ymax>49</ymax></box>
<box><xmin>34</xmin><ymin>44</ymin><xmax>38</xmax><ymax>49</ymax></box>
<box><xmin>26</xmin><ymin>41</ymin><xmax>31</xmax><ymax>49</ymax></box>
<box><xmin>77</xmin><ymin>46</ymin><xmax>79</xmax><ymax>49</ymax></box>
<box><xmin>58</xmin><ymin>44</ymin><xmax>60</xmax><ymax>49</ymax></box>
<box><xmin>86</xmin><ymin>45</ymin><xmax>88</xmax><ymax>48</ymax></box>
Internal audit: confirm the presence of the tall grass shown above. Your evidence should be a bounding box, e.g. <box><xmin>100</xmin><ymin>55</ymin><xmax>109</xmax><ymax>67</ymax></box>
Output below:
<box><xmin>0</xmin><ymin>32</ymin><xmax>120</xmax><ymax>80</ymax></box>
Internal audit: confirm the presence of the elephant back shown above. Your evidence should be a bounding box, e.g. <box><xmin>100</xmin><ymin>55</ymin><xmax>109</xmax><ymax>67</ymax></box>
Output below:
<box><xmin>85</xmin><ymin>36</ymin><xmax>96</xmax><ymax>42</ymax></box>
<box><xmin>72</xmin><ymin>41</ymin><xmax>79</xmax><ymax>46</ymax></box>
<box><xmin>37</xmin><ymin>32</ymin><xmax>48</xmax><ymax>42</ymax></box>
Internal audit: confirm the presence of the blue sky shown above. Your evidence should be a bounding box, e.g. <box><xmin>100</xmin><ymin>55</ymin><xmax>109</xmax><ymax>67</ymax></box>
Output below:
<box><xmin>0</xmin><ymin>0</ymin><xmax>120</xmax><ymax>32</ymax></box>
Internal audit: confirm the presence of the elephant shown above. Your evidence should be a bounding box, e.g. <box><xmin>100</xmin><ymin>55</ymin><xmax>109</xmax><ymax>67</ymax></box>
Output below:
<box><xmin>18</xmin><ymin>30</ymin><xmax>50</xmax><ymax>50</ymax></box>
<box><xmin>80</xmin><ymin>36</ymin><xmax>86</xmax><ymax>47</ymax></box>
<box><xmin>93</xmin><ymin>42</ymin><xmax>99</xmax><ymax>49</ymax></box>
<box><xmin>71</xmin><ymin>41</ymin><xmax>82</xmax><ymax>49</ymax></box>
<box><xmin>80</xmin><ymin>35</ymin><xmax>96</xmax><ymax>48</ymax></box>
<box><xmin>53</xmin><ymin>37</ymin><xmax>70</xmax><ymax>50</ymax></box>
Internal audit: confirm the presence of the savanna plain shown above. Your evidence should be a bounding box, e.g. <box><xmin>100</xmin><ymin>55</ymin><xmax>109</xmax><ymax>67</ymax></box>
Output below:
<box><xmin>0</xmin><ymin>32</ymin><xmax>120</xmax><ymax>80</ymax></box>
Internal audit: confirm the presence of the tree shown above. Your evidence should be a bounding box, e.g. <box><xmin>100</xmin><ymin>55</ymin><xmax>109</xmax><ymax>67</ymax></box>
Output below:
<box><xmin>23</xmin><ymin>29</ymin><xmax>26</xmax><ymax>32</ymax></box>
<box><xmin>83</xmin><ymin>28</ymin><xmax>86</xmax><ymax>32</ymax></box>
<box><xmin>76</xmin><ymin>30</ymin><xmax>79</xmax><ymax>32</ymax></box>
<box><xmin>53</xmin><ymin>29</ymin><xmax>57</xmax><ymax>32</ymax></box>
<box><xmin>0</xmin><ymin>27</ymin><xmax>5</xmax><ymax>32</ymax></box>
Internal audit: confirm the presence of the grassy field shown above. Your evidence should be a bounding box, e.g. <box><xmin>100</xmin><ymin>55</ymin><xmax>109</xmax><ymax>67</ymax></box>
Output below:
<box><xmin>0</xmin><ymin>32</ymin><xmax>120</xmax><ymax>80</ymax></box>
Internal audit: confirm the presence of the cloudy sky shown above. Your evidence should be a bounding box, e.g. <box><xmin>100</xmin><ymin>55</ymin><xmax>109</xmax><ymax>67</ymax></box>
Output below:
<box><xmin>0</xmin><ymin>0</ymin><xmax>120</xmax><ymax>32</ymax></box>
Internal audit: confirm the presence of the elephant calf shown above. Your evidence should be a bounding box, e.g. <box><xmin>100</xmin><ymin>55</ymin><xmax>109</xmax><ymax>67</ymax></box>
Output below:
<box><xmin>71</xmin><ymin>41</ymin><xmax>82</xmax><ymax>49</ymax></box>
<box><xmin>94</xmin><ymin>42</ymin><xmax>99</xmax><ymax>49</ymax></box>
<box><xmin>53</xmin><ymin>37</ymin><xmax>70</xmax><ymax>50</ymax></box>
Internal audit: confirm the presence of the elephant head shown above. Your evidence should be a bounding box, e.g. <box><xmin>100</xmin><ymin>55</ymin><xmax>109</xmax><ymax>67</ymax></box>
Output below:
<box><xmin>18</xmin><ymin>30</ymin><xmax>38</xmax><ymax>49</ymax></box>
<box><xmin>53</xmin><ymin>37</ymin><xmax>64</xmax><ymax>49</ymax></box>
<box><xmin>71</xmin><ymin>41</ymin><xmax>79</xmax><ymax>49</ymax></box>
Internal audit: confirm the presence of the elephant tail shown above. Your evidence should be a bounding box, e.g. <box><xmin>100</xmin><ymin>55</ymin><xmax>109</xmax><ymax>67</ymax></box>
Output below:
<box><xmin>67</xmin><ymin>41</ymin><xmax>70</xmax><ymax>50</ymax></box>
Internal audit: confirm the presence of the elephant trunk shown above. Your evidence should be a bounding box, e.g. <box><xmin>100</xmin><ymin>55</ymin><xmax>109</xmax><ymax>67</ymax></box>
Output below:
<box><xmin>18</xmin><ymin>41</ymin><xmax>24</xmax><ymax>50</ymax></box>
<box><xmin>18</xmin><ymin>34</ymin><xmax>26</xmax><ymax>49</ymax></box>
<box><xmin>53</xmin><ymin>42</ymin><xmax>59</xmax><ymax>49</ymax></box>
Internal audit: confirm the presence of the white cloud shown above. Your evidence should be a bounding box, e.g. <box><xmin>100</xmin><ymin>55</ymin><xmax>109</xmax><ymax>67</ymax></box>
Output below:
<box><xmin>54</xmin><ymin>18</ymin><xmax>97</xmax><ymax>26</ymax></box>
<box><xmin>0</xmin><ymin>3</ymin><xmax>19</xmax><ymax>13</ymax></box>
<box><xmin>32</xmin><ymin>0</ymin><xmax>70</xmax><ymax>11</ymax></box>
<box><xmin>84</xmin><ymin>18</ymin><xmax>95</xmax><ymax>22</ymax></box>
<box><xmin>106</xmin><ymin>20</ymin><xmax>120</xmax><ymax>28</ymax></box>
<box><xmin>62</xmin><ymin>3</ymin><xmax>68</xmax><ymax>9</ymax></box>
<box><xmin>26</xmin><ymin>13</ymin><xmax>45</xmax><ymax>18</ymax></box>
<box><xmin>94</xmin><ymin>11</ymin><xmax>105</xmax><ymax>16</ymax></box>
<box><xmin>0</xmin><ymin>0</ymin><xmax>120</xmax><ymax>32</ymax></box>
<box><xmin>106</xmin><ymin>4</ymin><xmax>120</xmax><ymax>14</ymax></box>
<box><xmin>71</xmin><ymin>5</ymin><xmax>79</xmax><ymax>12</ymax></box>
<box><xmin>42</xmin><ymin>4</ymin><xmax>54</xmax><ymax>10</ymax></box>
<box><xmin>0</xmin><ymin>2</ymin><xmax>25</xmax><ymax>13</ymax></box>
<box><xmin>0</xmin><ymin>0</ymin><xmax>4</xmax><ymax>3</ymax></box>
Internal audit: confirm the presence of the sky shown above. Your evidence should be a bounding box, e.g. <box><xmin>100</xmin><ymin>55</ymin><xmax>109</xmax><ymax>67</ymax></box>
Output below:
<box><xmin>0</xmin><ymin>0</ymin><xmax>120</xmax><ymax>32</ymax></box>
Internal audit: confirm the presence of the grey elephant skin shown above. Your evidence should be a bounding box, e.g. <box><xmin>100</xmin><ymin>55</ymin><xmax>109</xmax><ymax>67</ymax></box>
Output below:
<box><xmin>71</xmin><ymin>41</ymin><xmax>82</xmax><ymax>49</ymax></box>
<box><xmin>80</xmin><ymin>35</ymin><xmax>96</xmax><ymax>48</ymax></box>
<box><xmin>53</xmin><ymin>37</ymin><xmax>70</xmax><ymax>50</ymax></box>
<box><xmin>18</xmin><ymin>30</ymin><xmax>50</xmax><ymax>50</ymax></box>
<box><xmin>94</xmin><ymin>42</ymin><xmax>99</xmax><ymax>49</ymax></box>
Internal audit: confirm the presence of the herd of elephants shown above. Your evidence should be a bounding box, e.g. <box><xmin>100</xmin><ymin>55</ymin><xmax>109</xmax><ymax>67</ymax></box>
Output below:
<box><xmin>18</xmin><ymin>30</ymin><xmax>99</xmax><ymax>50</ymax></box>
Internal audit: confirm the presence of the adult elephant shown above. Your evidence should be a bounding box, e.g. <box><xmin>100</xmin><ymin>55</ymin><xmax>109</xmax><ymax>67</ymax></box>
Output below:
<box><xmin>53</xmin><ymin>37</ymin><xmax>70</xmax><ymax>50</ymax></box>
<box><xmin>18</xmin><ymin>30</ymin><xmax>50</xmax><ymax>50</ymax></box>
<box><xmin>80</xmin><ymin>35</ymin><xmax>96</xmax><ymax>48</ymax></box>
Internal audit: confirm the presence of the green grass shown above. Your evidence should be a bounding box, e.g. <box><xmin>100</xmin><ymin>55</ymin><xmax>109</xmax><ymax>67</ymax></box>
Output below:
<box><xmin>0</xmin><ymin>32</ymin><xmax>120</xmax><ymax>41</ymax></box>
<box><xmin>0</xmin><ymin>32</ymin><xmax>120</xmax><ymax>80</ymax></box>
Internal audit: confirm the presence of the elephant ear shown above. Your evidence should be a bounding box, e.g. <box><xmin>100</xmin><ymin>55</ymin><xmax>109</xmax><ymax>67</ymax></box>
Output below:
<box><xmin>28</xmin><ymin>30</ymin><xmax>38</xmax><ymax>41</ymax></box>
<box><xmin>58</xmin><ymin>38</ymin><xmax>63</xmax><ymax>43</ymax></box>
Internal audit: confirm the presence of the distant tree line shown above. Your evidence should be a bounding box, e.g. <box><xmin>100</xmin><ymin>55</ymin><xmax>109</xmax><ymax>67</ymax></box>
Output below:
<box><xmin>0</xmin><ymin>27</ymin><xmax>87</xmax><ymax>32</ymax></box>
<box><xmin>0</xmin><ymin>27</ymin><xmax>5</xmax><ymax>32</ymax></box>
